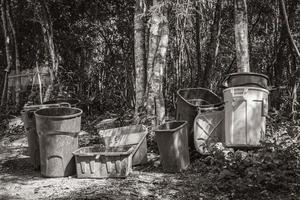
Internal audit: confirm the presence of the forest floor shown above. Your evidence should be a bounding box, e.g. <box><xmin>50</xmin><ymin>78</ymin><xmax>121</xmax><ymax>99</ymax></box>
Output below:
<box><xmin>0</xmin><ymin>115</ymin><xmax>300</xmax><ymax>200</ymax></box>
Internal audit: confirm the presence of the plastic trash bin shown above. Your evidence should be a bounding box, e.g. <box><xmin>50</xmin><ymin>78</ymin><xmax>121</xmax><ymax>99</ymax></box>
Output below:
<box><xmin>21</xmin><ymin>103</ymin><xmax>70</xmax><ymax>170</ymax></box>
<box><xmin>223</xmin><ymin>87</ymin><xmax>269</xmax><ymax>147</ymax></box>
<box><xmin>35</xmin><ymin>107</ymin><xmax>82</xmax><ymax>177</ymax></box>
<box><xmin>154</xmin><ymin>121</ymin><xmax>190</xmax><ymax>172</ymax></box>
<box><xmin>176</xmin><ymin>88</ymin><xmax>223</xmax><ymax>146</ymax></box>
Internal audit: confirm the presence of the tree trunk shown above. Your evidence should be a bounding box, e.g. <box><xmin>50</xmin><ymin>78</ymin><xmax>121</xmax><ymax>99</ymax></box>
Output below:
<box><xmin>194</xmin><ymin>3</ymin><xmax>202</xmax><ymax>87</ymax></box>
<box><xmin>1</xmin><ymin>0</ymin><xmax>11</xmax><ymax>106</ymax></box>
<box><xmin>134</xmin><ymin>0</ymin><xmax>146</xmax><ymax>115</ymax></box>
<box><xmin>202</xmin><ymin>0</ymin><xmax>222</xmax><ymax>88</ymax></box>
<box><xmin>146</xmin><ymin>4</ymin><xmax>168</xmax><ymax>125</ymax></box>
<box><xmin>6</xmin><ymin>0</ymin><xmax>21</xmax><ymax>108</ymax></box>
<box><xmin>234</xmin><ymin>0</ymin><xmax>250</xmax><ymax>72</ymax></box>
<box><xmin>279</xmin><ymin>0</ymin><xmax>300</xmax><ymax>58</ymax></box>
<box><xmin>279</xmin><ymin>0</ymin><xmax>300</xmax><ymax>120</ymax></box>
<box><xmin>39</xmin><ymin>0</ymin><xmax>57</xmax><ymax>102</ymax></box>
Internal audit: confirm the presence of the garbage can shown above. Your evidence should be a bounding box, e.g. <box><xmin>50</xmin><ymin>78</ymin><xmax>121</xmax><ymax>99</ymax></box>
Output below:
<box><xmin>176</xmin><ymin>88</ymin><xmax>223</xmax><ymax>146</ymax></box>
<box><xmin>223</xmin><ymin>87</ymin><xmax>269</xmax><ymax>147</ymax></box>
<box><xmin>154</xmin><ymin>121</ymin><xmax>190</xmax><ymax>172</ymax></box>
<box><xmin>35</xmin><ymin>107</ymin><xmax>82</xmax><ymax>177</ymax></box>
<box><xmin>21</xmin><ymin>103</ymin><xmax>70</xmax><ymax>170</ymax></box>
<box><xmin>193</xmin><ymin>105</ymin><xmax>224</xmax><ymax>155</ymax></box>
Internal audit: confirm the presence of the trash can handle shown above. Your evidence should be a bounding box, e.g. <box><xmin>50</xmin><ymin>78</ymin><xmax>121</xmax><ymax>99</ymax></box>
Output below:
<box><xmin>221</xmin><ymin>74</ymin><xmax>231</xmax><ymax>87</ymax></box>
<box><xmin>58</xmin><ymin>102</ymin><xmax>71</xmax><ymax>107</ymax></box>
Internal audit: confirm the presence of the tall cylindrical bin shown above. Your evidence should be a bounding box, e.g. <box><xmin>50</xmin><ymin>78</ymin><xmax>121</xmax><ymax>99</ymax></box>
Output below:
<box><xmin>21</xmin><ymin>103</ymin><xmax>70</xmax><ymax>170</ymax></box>
<box><xmin>223</xmin><ymin>87</ymin><xmax>269</xmax><ymax>147</ymax></box>
<box><xmin>154</xmin><ymin>121</ymin><xmax>190</xmax><ymax>172</ymax></box>
<box><xmin>35</xmin><ymin>107</ymin><xmax>82</xmax><ymax>177</ymax></box>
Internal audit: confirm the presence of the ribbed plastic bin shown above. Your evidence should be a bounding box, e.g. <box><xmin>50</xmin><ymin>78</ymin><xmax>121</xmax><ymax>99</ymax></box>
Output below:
<box><xmin>194</xmin><ymin>108</ymin><xmax>224</xmax><ymax>155</ymax></box>
<box><xmin>223</xmin><ymin>87</ymin><xmax>269</xmax><ymax>147</ymax></box>
<box><xmin>176</xmin><ymin>88</ymin><xmax>223</xmax><ymax>146</ymax></box>
<box><xmin>99</xmin><ymin>125</ymin><xmax>148</xmax><ymax>166</ymax></box>
<box><xmin>35</xmin><ymin>107</ymin><xmax>82</xmax><ymax>177</ymax></box>
<box><xmin>73</xmin><ymin>145</ymin><xmax>134</xmax><ymax>178</ymax></box>
<box><xmin>21</xmin><ymin>103</ymin><xmax>70</xmax><ymax>170</ymax></box>
<box><xmin>154</xmin><ymin>121</ymin><xmax>190</xmax><ymax>173</ymax></box>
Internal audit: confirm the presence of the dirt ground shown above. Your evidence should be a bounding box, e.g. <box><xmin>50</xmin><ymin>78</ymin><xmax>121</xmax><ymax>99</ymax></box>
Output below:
<box><xmin>0</xmin><ymin>134</ymin><xmax>207</xmax><ymax>200</ymax></box>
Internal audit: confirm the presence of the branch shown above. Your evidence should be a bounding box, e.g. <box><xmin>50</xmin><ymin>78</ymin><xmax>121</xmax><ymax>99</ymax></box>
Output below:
<box><xmin>279</xmin><ymin>0</ymin><xmax>300</xmax><ymax>59</ymax></box>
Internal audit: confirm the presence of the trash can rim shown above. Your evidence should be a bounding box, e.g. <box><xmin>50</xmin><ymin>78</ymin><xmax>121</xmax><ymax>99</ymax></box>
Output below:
<box><xmin>223</xmin><ymin>86</ymin><xmax>270</xmax><ymax>93</ymax></box>
<box><xmin>177</xmin><ymin>87</ymin><xmax>222</xmax><ymax>108</ymax></box>
<box><xmin>154</xmin><ymin>120</ymin><xmax>188</xmax><ymax>133</ymax></box>
<box><xmin>225</xmin><ymin>72</ymin><xmax>269</xmax><ymax>79</ymax></box>
<box><xmin>34</xmin><ymin>107</ymin><xmax>83</xmax><ymax>120</ymax></box>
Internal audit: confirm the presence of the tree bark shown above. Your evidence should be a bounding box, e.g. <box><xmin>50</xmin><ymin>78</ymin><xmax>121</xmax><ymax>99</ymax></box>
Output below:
<box><xmin>39</xmin><ymin>0</ymin><xmax>57</xmax><ymax>102</ymax></box>
<box><xmin>134</xmin><ymin>0</ymin><xmax>146</xmax><ymax>115</ymax></box>
<box><xmin>234</xmin><ymin>0</ymin><xmax>250</xmax><ymax>72</ymax></box>
<box><xmin>279</xmin><ymin>0</ymin><xmax>300</xmax><ymax>120</ymax></box>
<box><xmin>279</xmin><ymin>0</ymin><xmax>300</xmax><ymax>59</ymax></box>
<box><xmin>194</xmin><ymin>3</ymin><xmax>202</xmax><ymax>87</ymax></box>
<box><xmin>1</xmin><ymin>0</ymin><xmax>11</xmax><ymax>106</ymax></box>
<box><xmin>202</xmin><ymin>0</ymin><xmax>222</xmax><ymax>88</ymax></box>
<box><xmin>6</xmin><ymin>0</ymin><xmax>21</xmax><ymax>108</ymax></box>
<box><xmin>146</xmin><ymin>4</ymin><xmax>168</xmax><ymax>125</ymax></box>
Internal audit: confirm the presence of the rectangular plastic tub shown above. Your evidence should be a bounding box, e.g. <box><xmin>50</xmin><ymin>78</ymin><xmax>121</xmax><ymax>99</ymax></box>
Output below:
<box><xmin>73</xmin><ymin>146</ymin><xmax>134</xmax><ymax>178</ymax></box>
<box><xmin>154</xmin><ymin>121</ymin><xmax>190</xmax><ymax>172</ymax></box>
<box><xmin>98</xmin><ymin>125</ymin><xmax>148</xmax><ymax>166</ymax></box>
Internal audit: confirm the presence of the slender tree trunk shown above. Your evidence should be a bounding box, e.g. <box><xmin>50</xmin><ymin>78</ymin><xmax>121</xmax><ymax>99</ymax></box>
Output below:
<box><xmin>134</xmin><ymin>0</ymin><xmax>146</xmax><ymax>115</ymax></box>
<box><xmin>279</xmin><ymin>0</ymin><xmax>300</xmax><ymax>58</ymax></box>
<box><xmin>274</xmin><ymin>21</ymin><xmax>287</xmax><ymax>87</ymax></box>
<box><xmin>202</xmin><ymin>0</ymin><xmax>222</xmax><ymax>88</ymax></box>
<box><xmin>146</xmin><ymin>3</ymin><xmax>168</xmax><ymax>125</ymax></box>
<box><xmin>1</xmin><ymin>0</ymin><xmax>11</xmax><ymax>106</ymax></box>
<box><xmin>279</xmin><ymin>0</ymin><xmax>300</xmax><ymax>120</ymax></box>
<box><xmin>234</xmin><ymin>0</ymin><xmax>250</xmax><ymax>72</ymax></box>
<box><xmin>6</xmin><ymin>0</ymin><xmax>21</xmax><ymax>108</ymax></box>
<box><xmin>38</xmin><ymin>0</ymin><xmax>57</xmax><ymax>102</ymax></box>
<box><xmin>195</xmin><ymin>4</ymin><xmax>202</xmax><ymax>87</ymax></box>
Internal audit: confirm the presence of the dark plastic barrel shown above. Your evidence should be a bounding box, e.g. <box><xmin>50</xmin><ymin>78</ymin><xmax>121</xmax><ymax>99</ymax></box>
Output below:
<box><xmin>43</xmin><ymin>98</ymin><xmax>80</xmax><ymax>107</ymax></box>
<box><xmin>176</xmin><ymin>88</ymin><xmax>223</xmax><ymax>146</ymax></box>
<box><xmin>222</xmin><ymin>72</ymin><xmax>269</xmax><ymax>89</ymax></box>
<box><xmin>154</xmin><ymin>121</ymin><xmax>190</xmax><ymax>172</ymax></box>
<box><xmin>21</xmin><ymin>103</ymin><xmax>70</xmax><ymax>170</ymax></box>
<box><xmin>35</xmin><ymin>107</ymin><xmax>82</xmax><ymax>177</ymax></box>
